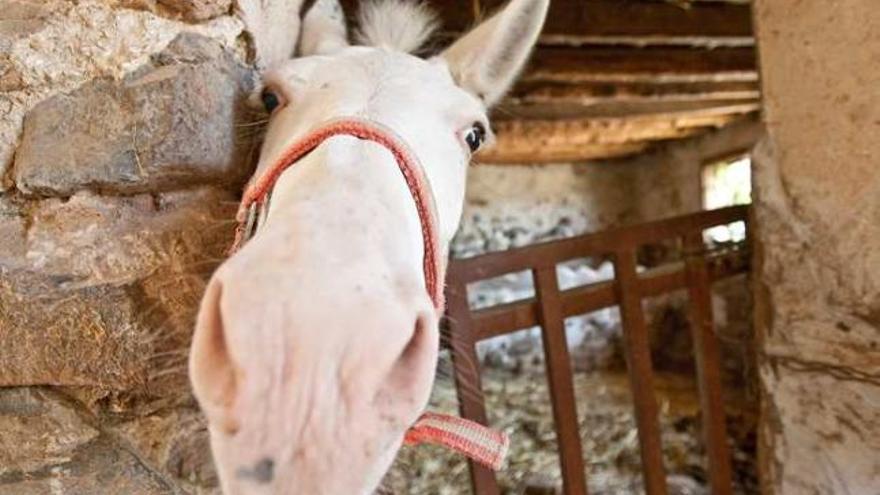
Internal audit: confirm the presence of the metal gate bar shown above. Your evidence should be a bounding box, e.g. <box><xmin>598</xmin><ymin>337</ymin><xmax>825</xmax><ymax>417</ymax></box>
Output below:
<box><xmin>444</xmin><ymin>283</ymin><xmax>500</xmax><ymax>495</ymax></box>
<box><xmin>683</xmin><ymin>232</ymin><xmax>734</xmax><ymax>495</ymax></box>
<box><xmin>443</xmin><ymin>205</ymin><xmax>750</xmax><ymax>495</ymax></box>
<box><xmin>613</xmin><ymin>248</ymin><xmax>668</xmax><ymax>495</ymax></box>
<box><xmin>533</xmin><ymin>266</ymin><xmax>589</xmax><ymax>495</ymax></box>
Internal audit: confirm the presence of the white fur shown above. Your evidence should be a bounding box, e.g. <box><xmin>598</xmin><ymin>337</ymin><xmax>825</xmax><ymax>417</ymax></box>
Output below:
<box><xmin>299</xmin><ymin>0</ymin><xmax>349</xmax><ymax>56</ymax></box>
<box><xmin>355</xmin><ymin>0</ymin><xmax>440</xmax><ymax>53</ymax></box>
<box><xmin>236</xmin><ymin>0</ymin><xmax>305</xmax><ymax>70</ymax></box>
<box><xmin>441</xmin><ymin>0</ymin><xmax>549</xmax><ymax>105</ymax></box>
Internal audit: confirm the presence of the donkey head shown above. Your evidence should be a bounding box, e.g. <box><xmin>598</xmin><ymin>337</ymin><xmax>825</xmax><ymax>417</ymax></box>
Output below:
<box><xmin>189</xmin><ymin>0</ymin><xmax>548</xmax><ymax>493</ymax></box>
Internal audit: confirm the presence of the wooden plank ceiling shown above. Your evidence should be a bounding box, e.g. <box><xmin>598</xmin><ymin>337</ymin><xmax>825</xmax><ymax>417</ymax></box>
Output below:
<box><xmin>343</xmin><ymin>0</ymin><xmax>759</xmax><ymax>163</ymax></box>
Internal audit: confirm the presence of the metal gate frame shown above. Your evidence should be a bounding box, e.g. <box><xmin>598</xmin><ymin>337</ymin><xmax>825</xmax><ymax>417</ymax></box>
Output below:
<box><xmin>443</xmin><ymin>205</ymin><xmax>751</xmax><ymax>495</ymax></box>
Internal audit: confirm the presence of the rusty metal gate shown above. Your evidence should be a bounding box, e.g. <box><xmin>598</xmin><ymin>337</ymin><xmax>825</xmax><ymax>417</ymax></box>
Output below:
<box><xmin>443</xmin><ymin>205</ymin><xmax>751</xmax><ymax>495</ymax></box>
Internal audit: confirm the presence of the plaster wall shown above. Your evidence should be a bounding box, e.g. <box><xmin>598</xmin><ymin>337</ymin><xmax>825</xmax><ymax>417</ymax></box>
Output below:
<box><xmin>752</xmin><ymin>1</ymin><xmax>880</xmax><ymax>493</ymax></box>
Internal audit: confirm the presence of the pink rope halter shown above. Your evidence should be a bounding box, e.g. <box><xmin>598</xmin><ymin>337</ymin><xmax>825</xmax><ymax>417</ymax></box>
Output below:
<box><xmin>231</xmin><ymin>117</ymin><xmax>508</xmax><ymax>470</ymax></box>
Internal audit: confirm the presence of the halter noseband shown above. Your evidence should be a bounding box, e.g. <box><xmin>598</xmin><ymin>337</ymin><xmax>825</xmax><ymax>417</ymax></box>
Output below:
<box><xmin>230</xmin><ymin>117</ymin><xmax>507</xmax><ymax>470</ymax></box>
<box><xmin>232</xmin><ymin>117</ymin><xmax>445</xmax><ymax>310</ymax></box>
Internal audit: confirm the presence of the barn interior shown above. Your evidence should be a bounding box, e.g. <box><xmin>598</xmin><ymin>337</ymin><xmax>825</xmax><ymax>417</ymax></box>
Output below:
<box><xmin>383</xmin><ymin>1</ymin><xmax>761</xmax><ymax>493</ymax></box>
<box><xmin>1</xmin><ymin>1</ymin><xmax>877</xmax><ymax>495</ymax></box>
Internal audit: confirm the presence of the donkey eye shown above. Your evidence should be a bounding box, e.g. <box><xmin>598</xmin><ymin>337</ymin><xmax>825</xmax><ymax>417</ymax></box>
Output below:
<box><xmin>261</xmin><ymin>89</ymin><xmax>282</xmax><ymax>114</ymax></box>
<box><xmin>464</xmin><ymin>122</ymin><xmax>486</xmax><ymax>153</ymax></box>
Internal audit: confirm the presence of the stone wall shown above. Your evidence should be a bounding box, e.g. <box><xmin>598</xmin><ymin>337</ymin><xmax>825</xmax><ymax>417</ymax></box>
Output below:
<box><xmin>453</xmin><ymin>160</ymin><xmax>636</xmax><ymax>258</ymax></box>
<box><xmin>1</xmin><ymin>1</ymin><xmax>255</xmax><ymax>493</ymax></box>
<box><xmin>752</xmin><ymin>2</ymin><xmax>880</xmax><ymax>494</ymax></box>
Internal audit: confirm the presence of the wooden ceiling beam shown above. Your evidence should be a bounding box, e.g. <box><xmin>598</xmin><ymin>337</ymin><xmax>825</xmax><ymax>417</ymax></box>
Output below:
<box><xmin>523</xmin><ymin>46</ymin><xmax>757</xmax><ymax>83</ymax></box>
<box><xmin>478</xmin><ymin>111</ymin><xmax>755</xmax><ymax>164</ymax></box>
<box><xmin>479</xmin><ymin>142</ymin><xmax>654</xmax><ymax>163</ymax></box>
<box><xmin>507</xmin><ymin>80</ymin><xmax>761</xmax><ymax>105</ymax></box>
<box><xmin>494</xmin><ymin>99</ymin><xmax>761</xmax><ymax>120</ymax></box>
<box><xmin>428</xmin><ymin>0</ymin><xmax>753</xmax><ymax>46</ymax></box>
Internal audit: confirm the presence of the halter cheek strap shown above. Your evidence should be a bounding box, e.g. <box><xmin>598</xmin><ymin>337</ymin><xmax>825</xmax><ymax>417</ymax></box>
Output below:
<box><xmin>231</xmin><ymin>117</ymin><xmax>508</xmax><ymax>470</ymax></box>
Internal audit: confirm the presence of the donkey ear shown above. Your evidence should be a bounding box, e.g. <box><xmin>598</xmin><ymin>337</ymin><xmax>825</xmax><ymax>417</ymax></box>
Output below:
<box><xmin>440</xmin><ymin>0</ymin><xmax>548</xmax><ymax>107</ymax></box>
<box><xmin>298</xmin><ymin>0</ymin><xmax>350</xmax><ymax>56</ymax></box>
<box><xmin>237</xmin><ymin>0</ymin><xmax>305</xmax><ymax>71</ymax></box>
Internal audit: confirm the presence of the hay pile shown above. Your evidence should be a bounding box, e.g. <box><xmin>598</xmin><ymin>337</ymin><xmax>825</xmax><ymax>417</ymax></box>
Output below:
<box><xmin>383</xmin><ymin>365</ymin><xmax>757</xmax><ymax>494</ymax></box>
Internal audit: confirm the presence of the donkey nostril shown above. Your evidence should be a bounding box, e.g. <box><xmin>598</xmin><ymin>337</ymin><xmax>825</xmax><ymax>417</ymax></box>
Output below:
<box><xmin>393</xmin><ymin>313</ymin><xmax>431</xmax><ymax>374</ymax></box>
<box><xmin>381</xmin><ymin>311</ymin><xmax>439</xmax><ymax>411</ymax></box>
<box><xmin>190</xmin><ymin>279</ymin><xmax>240</xmax><ymax>434</ymax></box>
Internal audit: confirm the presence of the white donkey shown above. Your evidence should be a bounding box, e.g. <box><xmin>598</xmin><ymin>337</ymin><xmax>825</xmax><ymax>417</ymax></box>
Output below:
<box><xmin>188</xmin><ymin>0</ymin><xmax>548</xmax><ymax>493</ymax></box>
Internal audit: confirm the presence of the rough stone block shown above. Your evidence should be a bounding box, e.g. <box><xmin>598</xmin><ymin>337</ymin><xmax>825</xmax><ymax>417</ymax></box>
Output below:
<box><xmin>0</xmin><ymin>1</ymin><xmax>51</xmax><ymax>50</ymax></box>
<box><xmin>0</xmin><ymin>197</ymin><xmax>26</xmax><ymax>268</ymax></box>
<box><xmin>115</xmin><ymin>409</ymin><xmax>218</xmax><ymax>489</ymax></box>
<box><xmin>0</xmin><ymin>1</ymin><xmax>246</xmax><ymax>190</ymax></box>
<box><xmin>0</xmin><ymin>388</ymin><xmax>99</xmax><ymax>476</ymax></box>
<box><xmin>0</xmin><ymin>436</ymin><xmax>172</xmax><ymax>495</ymax></box>
<box><xmin>158</xmin><ymin>0</ymin><xmax>233</xmax><ymax>21</ymax></box>
<box><xmin>13</xmin><ymin>33</ymin><xmax>257</xmax><ymax>196</ymax></box>
<box><xmin>0</xmin><ymin>187</ymin><xmax>237</xmax><ymax>391</ymax></box>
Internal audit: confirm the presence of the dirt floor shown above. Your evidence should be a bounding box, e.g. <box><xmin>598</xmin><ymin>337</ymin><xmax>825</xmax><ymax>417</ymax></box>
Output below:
<box><xmin>382</xmin><ymin>364</ymin><xmax>758</xmax><ymax>495</ymax></box>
